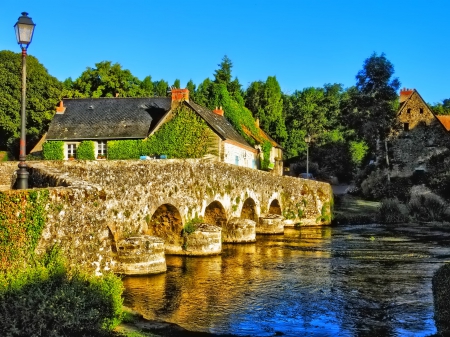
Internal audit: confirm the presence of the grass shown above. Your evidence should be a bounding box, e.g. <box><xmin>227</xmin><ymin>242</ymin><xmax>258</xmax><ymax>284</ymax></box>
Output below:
<box><xmin>333</xmin><ymin>194</ymin><xmax>380</xmax><ymax>225</ymax></box>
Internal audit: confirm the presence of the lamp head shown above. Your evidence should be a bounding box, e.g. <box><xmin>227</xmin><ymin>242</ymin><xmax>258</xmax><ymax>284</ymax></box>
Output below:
<box><xmin>14</xmin><ymin>12</ymin><xmax>36</xmax><ymax>49</ymax></box>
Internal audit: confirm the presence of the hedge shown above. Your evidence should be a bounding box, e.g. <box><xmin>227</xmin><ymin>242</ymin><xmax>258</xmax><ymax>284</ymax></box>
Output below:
<box><xmin>42</xmin><ymin>141</ymin><xmax>64</xmax><ymax>160</ymax></box>
<box><xmin>76</xmin><ymin>141</ymin><xmax>96</xmax><ymax>160</ymax></box>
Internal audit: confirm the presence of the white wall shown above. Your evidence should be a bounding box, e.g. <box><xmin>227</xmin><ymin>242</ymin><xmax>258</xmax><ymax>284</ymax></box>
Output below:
<box><xmin>223</xmin><ymin>142</ymin><xmax>257</xmax><ymax>169</ymax></box>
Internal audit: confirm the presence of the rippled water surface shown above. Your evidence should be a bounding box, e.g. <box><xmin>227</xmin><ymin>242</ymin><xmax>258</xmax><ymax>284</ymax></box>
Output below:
<box><xmin>123</xmin><ymin>225</ymin><xmax>450</xmax><ymax>336</ymax></box>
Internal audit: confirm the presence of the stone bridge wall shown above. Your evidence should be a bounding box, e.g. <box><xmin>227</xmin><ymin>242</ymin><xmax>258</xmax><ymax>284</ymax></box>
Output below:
<box><xmin>0</xmin><ymin>160</ymin><xmax>333</xmax><ymax>273</ymax></box>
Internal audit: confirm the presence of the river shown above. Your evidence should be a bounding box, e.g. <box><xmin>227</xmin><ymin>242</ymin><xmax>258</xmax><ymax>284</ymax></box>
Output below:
<box><xmin>122</xmin><ymin>224</ymin><xmax>450</xmax><ymax>336</ymax></box>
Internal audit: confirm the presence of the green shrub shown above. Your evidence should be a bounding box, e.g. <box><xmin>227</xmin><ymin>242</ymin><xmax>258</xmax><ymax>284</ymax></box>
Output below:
<box><xmin>360</xmin><ymin>169</ymin><xmax>390</xmax><ymax>200</ymax></box>
<box><xmin>377</xmin><ymin>198</ymin><xmax>409</xmax><ymax>224</ymax></box>
<box><xmin>408</xmin><ymin>192</ymin><xmax>449</xmax><ymax>222</ymax></box>
<box><xmin>0</xmin><ymin>248</ymin><xmax>123</xmax><ymax>337</ymax></box>
<box><xmin>260</xmin><ymin>140</ymin><xmax>272</xmax><ymax>170</ymax></box>
<box><xmin>76</xmin><ymin>140</ymin><xmax>96</xmax><ymax>160</ymax></box>
<box><xmin>182</xmin><ymin>216</ymin><xmax>203</xmax><ymax>235</ymax></box>
<box><xmin>432</xmin><ymin>263</ymin><xmax>450</xmax><ymax>336</ymax></box>
<box><xmin>42</xmin><ymin>141</ymin><xmax>64</xmax><ymax>160</ymax></box>
<box><xmin>107</xmin><ymin>140</ymin><xmax>142</xmax><ymax>160</ymax></box>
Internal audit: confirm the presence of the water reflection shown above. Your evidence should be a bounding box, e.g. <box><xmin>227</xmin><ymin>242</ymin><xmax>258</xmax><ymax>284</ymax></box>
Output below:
<box><xmin>123</xmin><ymin>225</ymin><xmax>446</xmax><ymax>336</ymax></box>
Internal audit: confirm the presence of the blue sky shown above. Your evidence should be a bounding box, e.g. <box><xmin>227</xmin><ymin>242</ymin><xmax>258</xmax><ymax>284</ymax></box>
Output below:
<box><xmin>1</xmin><ymin>1</ymin><xmax>449</xmax><ymax>104</ymax></box>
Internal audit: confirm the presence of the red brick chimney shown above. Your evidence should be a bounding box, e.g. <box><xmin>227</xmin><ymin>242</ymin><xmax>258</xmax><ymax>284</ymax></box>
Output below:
<box><xmin>56</xmin><ymin>101</ymin><xmax>66</xmax><ymax>114</ymax></box>
<box><xmin>213</xmin><ymin>106</ymin><xmax>224</xmax><ymax>116</ymax></box>
<box><xmin>171</xmin><ymin>88</ymin><xmax>189</xmax><ymax>102</ymax></box>
<box><xmin>399</xmin><ymin>88</ymin><xmax>414</xmax><ymax>103</ymax></box>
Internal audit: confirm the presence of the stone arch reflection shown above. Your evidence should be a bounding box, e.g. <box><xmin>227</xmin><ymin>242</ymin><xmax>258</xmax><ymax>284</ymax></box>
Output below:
<box><xmin>204</xmin><ymin>201</ymin><xmax>227</xmax><ymax>227</ymax></box>
<box><xmin>240</xmin><ymin>197</ymin><xmax>258</xmax><ymax>222</ymax></box>
<box><xmin>269</xmin><ymin>199</ymin><xmax>282</xmax><ymax>215</ymax></box>
<box><xmin>147</xmin><ymin>203</ymin><xmax>183</xmax><ymax>247</ymax></box>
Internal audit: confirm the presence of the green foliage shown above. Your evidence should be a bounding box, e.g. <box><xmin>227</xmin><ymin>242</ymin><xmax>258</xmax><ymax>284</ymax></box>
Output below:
<box><xmin>107</xmin><ymin>140</ymin><xmax>142</xmax><ymax>160</ymax></box>
<box><xmin>377</xmin><ymin>198</ymin><xmax>408</xmax><ymax>224</ymax></box>
<box><xmin>349</xmin><ymin>140</ymin><xmax>369</xmax><ymax>166</ymax></box>
<box><xmin>317</xmin><ymin>202</ymin><xmax>333</xmax><ymax>223</ymax></box>
<box><xmin>76</xmin><ymin>140</ymin><xmax>96</xmax><ymax>160</ymax></box>
<box><xmin>0</xmin><ymin>247</ymin><xmax>123</xmax><ymax>336</ymax></box>
<box><xmin>429</xmin><ymin>98</ymin><xmax>450</xmax><ymax>115</ymax></box>
<box><xmin>0</xmin><ymin>50</ymin><xmax>63</xmax><ymax>151</ymax></box>
<box><xmin>0</xmin><ymin>190</ymin><xmax>49</xmax><ymax>271</ymax></box>
<box><xmin>42</xmin><ymin>141</ymin><xmax>64</xmax><ymax>160</ymax></box>
<box><xmin>408</xmin><ymin>192</ymin><xmax>449</xmax><ymax>222</ymax></box>
<box><xmin>68</xmin><ymin>61</ymin><xmax>145</xmax><ymax>98</ymax></box>
<box><xmin>142</xmin><ymin>106</ymin><xmax>217</xmax><ymax>158</ymax></box>
<box><xmin>182</xmin><ymin>216</ymin><xmax>203</xmax><ymax>235</ymax></box>
<box><xmin>245</xmin><ymin>76</ymin><xmax>287</xmax><ymax>146</ymax></box>
<box><xmin>261</xmin><ymin>140</ymin><xmax>273</xmax><ymax>170</ymax></box>
<box><xmin>360</xmin><ymin>169</ymin><xmax>390</xmax><ymax>200</ymax></box>
<box><xmin>0</xmin><ymin>151</ymin><xmax>9</xmax><ymax>162</ymax></box>
<box><xmin>432</xmin><ymin>263</ymin><xmax>450</xmax><ymax>336</ymax></box>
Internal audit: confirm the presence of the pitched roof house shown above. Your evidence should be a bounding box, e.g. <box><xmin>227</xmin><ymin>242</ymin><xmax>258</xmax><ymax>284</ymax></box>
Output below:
<box><xmin>388</xmin><ymin>88</ymin><xmax>449</xmax><ymax>177</ymax></box>
<box><xmin>44</xmin><ymin>89</ymin><xmax>259</xmax><ymax>169</ymax></box>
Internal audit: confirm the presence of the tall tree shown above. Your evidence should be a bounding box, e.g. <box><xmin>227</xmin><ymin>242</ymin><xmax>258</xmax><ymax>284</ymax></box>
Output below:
<box><xmin>245</xmin><ymin>76</ymin><xmax>287</xmax><ymax>145</ymax></box>
<box><xmin>69</xmin><ymin>61</ymin><xmax>144</xmax><ymax>98</ymax></box>
<box><xmin>429</xmin><ymin>98</ymin><xmax>450</xmax><ymax>115</ymax></box>
<box><xmin>353</xmin><ymin>52</ymin><xmax>400</xmax><ymax>146</ymax></box>
<box><xmin>0</xmin><ymin>50</ymin><xmax>62</xmax><ymax>151</ymax></box>
<box><xmin>172</xmin><ymin>79</ymin><xmax>181</xmax><ymax>89</ymax></box>
<box><xmin>153</xmin><ymin>79</ymin><xmax>169</xmax><ymax>97</ymax></box>
<box><xmin>140</xmin><ymin>76</ymin><xmax>154</xmax><ymax>96</ymax></box>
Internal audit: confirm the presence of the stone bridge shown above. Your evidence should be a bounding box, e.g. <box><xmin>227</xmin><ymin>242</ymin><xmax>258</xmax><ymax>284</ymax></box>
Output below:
<box><xmin>0</xmin><ymin>160</ymin><xmax>333</xmax><ymax>274</ymax></box>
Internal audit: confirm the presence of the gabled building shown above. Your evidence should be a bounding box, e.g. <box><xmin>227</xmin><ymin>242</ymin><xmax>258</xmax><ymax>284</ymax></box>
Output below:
<box><xmin>44</xmin><ymin>89</ymin><xmax>259</xmax><ymax>169</ymax></box>
<box><xmin>388</xmin><ymin>88</ymin><xmax>449</xmax><ymax>177</ymax></box>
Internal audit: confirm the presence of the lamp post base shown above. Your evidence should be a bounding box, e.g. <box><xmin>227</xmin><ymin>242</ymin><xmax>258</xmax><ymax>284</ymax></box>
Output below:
<box><xmin>16</xmin><ymin>162</ymin><xmax>29</xmax><ymax>189</ymax></box>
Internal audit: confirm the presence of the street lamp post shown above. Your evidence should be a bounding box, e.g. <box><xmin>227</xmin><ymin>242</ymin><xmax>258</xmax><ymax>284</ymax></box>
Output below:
<box><xmin>14</xmin><ymin>12</ymin><xmax>36</xmax><ymax>189</ymax></box>
<box><xmin>304</xmin><ymin>134</ymin><xmax>311</xmax><ymax>178</ymax></box>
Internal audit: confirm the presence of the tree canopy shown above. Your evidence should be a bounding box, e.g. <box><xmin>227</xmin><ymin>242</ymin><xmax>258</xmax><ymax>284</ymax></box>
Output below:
<box><xmin>0</xmin><ymin>50</ymin><xmax>62</xmax><ymax>151</ymax></box>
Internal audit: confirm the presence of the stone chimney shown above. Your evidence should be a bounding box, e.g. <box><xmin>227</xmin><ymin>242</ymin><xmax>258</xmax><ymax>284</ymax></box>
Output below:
<box><xmin>213</xmin><ymin>106</ymin><xmax>224</xmax><ymax>116</ymax></box>
<box><xmin>56</xmin><ymin>101</ymin><xmax>66</xmax><ymax>114</ymax></box>
<box><xmin>400</xmin><ymin>88</ymin><xmax>414</xmax><ymax>103</ymax></box>
<box><xmin>171</xmin><ymin>88</ymin><xmax>189</xmax><ymax>102</ymax></box>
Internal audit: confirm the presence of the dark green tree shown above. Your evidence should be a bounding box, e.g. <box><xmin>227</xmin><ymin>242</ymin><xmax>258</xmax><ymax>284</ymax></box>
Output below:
<box><xmin>140</xmin><ymin>75</ymin><xmax>154</xmax><ymax>96</ymax></box>
<box><xmin>69</xmin><ymin>61</ymin><xmax>144</xmax><ymax>98</ymax></box>
<box><xmin>153</xmin><ymin>79</ymin><xmax>169</xmax><ymax>97</ymax></box>
<box><xmin>0</xmin><ymin>50</ymin><xmax>62</xmax><ymax>151</ymax></box>
<box><xmin>429</xmin><ymin>99</ymin><xmax>450</xmax><ymax>115</ymax></box>
<box><xmin>245</xmin><ymin>76</ymin><xmax>287</xmax><ymax>145</ymax></box>
<box><xmin>172</xmin><ymin>79</ymin><xmax>181</xmax><ymax>89</ymax></box>
<box><xmin>352</xmin><ymin>52</ymin><xmax>400</xmax><ymax>147</ymax></box>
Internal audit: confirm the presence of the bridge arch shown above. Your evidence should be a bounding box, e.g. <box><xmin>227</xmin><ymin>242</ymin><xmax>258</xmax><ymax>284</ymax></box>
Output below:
<box><xmin>268</xmin><ymin>199</ymin><xmax>282</xmax><ymax>215</ymax></box>
<box><xmin>204</xmin><ymin>201</ymin><xmax>227</xmax><ymax>227</ymax></box>
<box><xmin>146</xmin><ymin>203</ymin><xmax>183</xmax><ymax>247</ymax></box>
<box><xmin>240</xmin><ymin>197</ymin><xmax>258</xmax><ymax>222</ymax></box>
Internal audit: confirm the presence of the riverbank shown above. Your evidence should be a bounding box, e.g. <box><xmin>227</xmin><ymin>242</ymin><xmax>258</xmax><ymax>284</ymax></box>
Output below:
<box><xmin>115</xmin><ymin>308</ymin><xmax>243</xmax><ymax>337</ymax></box>
<box><xmin>333</xmin><ymin>193</ymin><xmax>380</xmax><ymax>225</ymax></box>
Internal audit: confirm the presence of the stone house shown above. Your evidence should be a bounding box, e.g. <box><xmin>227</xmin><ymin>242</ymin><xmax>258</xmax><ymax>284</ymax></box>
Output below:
<box><xmin>44</xmin><ymin>89</ymin><xmax>263</xmax><ymax>169</ymax></box>
<box><xmin>388</xmin><ymin>88</ymin><xmax>449</xmax><ymax>177</ymax></box>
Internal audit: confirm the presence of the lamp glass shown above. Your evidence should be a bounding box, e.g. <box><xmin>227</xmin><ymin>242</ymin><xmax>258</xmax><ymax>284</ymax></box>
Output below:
<box><xmin>14</xmin><ymin>13</ymin><xmax>35</xmax><ymax>46</ymax></box>
<box><xmin>304</xmin><ymin>135</ymin><xmax>311</xmax><ymax>143</ymax></box>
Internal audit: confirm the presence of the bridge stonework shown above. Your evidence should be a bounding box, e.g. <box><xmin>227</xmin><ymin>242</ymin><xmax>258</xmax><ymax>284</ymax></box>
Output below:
<box><xmin>1</xmin><ymin>160</ymin><xmax>333</xmax><ymax>274</ymax></box>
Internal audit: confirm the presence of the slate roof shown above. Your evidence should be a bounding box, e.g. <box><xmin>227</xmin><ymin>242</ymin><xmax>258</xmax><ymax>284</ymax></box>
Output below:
<box><xmin>46</xmin><ymin>97</ymin><xmax>171</xmax><ymax>140</ymax></box>
<box><xmin>186</xmin><ymin>101</ymin><xmax>253</xmax><ymax>149</ymax></box>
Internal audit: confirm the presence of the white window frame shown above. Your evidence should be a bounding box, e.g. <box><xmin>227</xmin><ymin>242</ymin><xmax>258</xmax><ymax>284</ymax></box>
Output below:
<box><xmin>97</xmin><ymin>141</ymin><xmax>107</xmax><ymax>158</ymax></box>
<box><xmin>67</xmin><ymin>143</ymin><xmax>77</xmax><ymax>159</ymax></box>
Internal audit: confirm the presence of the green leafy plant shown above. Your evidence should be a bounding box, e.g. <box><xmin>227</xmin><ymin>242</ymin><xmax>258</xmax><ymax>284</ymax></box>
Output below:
<box><xmin>261</xmin><ymin>140</ymin><xmax>273</xmax><ymax>170</ymax></box>
<box><xmin>76</xmin><ymin>140</ymin><xmax>96</xmax><ymax>160</ymax></box>
<box><xmin>42</xmin><ymin>141</ymin><xmax>64</xmax><ymax>160</ymax></box>
<box><xmin>377</xmin><ymin>198</ymin><xmax>409</xmax><ymax>224</ymax></box>
<box><xmin>182</xmin><ymin>216</ymin><xmax>203</xmax><ymax>235</ymax></box>
<box><xmin>0</xmin><ymin>247</ymin><xmax>124</xmax><ymax>336</ymax></box>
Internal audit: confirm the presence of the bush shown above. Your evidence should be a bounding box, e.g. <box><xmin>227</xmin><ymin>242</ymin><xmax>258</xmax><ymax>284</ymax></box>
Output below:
<box><xmin>0</xmin><ymin>248</ymin><xmax>123</xmax><ymax>337</ymax></box>
<box><xmin>42</xmin><ymin>141</ymin><xmax>64</xmax><ymax>160</ymax></box>
<box><xmin>432</xmin><ymin>263</ymin><xmax>450</xmax><ymax>336</ymax></box>
<box><xmin>361</xmin><ymin>169</ymin><xmax>389</xmax><ymax>200</ymax></box>
<box><xmin>408</xmin><ymin>191</ymin><xmax>449</xmax><ymax>222</ymax></box>
<box><xmin>76</xmin><ymin>140</ymin><xmax>96</xmax><ymax>160</ymax></box>
<box><xmin>377</xmin><ymin>198</ymin><xmax>409</xmax><ymax>224</ymax></box>
<box><xmin>107</xmin><ymin>140</ymin><xmax>142</xmax><ymax>160</ymax></box>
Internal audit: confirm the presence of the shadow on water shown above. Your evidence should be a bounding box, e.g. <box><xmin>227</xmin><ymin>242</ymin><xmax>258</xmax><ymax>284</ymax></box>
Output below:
<box><xmin>123</xmin><ymin>224</ymin><xmax>448</xmax><ymax>337</ymax></box>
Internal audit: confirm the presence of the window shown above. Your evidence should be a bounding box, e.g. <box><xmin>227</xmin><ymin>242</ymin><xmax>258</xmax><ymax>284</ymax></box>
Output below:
<box><xmin>404</xmin><ymin>123</ymin><xmax>409</xmax><ymax>131</ymax></box>
<box><xmin>97</xmin><ymin>141</ymin><xmax>107</xmax><ymax>159</ymax></box>
<box><xmin>420</xmin><ymin>108</ymin><xmax>423</xmax><ymax>114</ymax></box>
<box><xmin>67</xmin><ymin>143</ymin><xmax>77</xmax><ymax>159</ymax></box>
<box><xmin>407</xmin><ymin>108</ymin><xmax>411</xmax><ymax>114</ymax></box>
